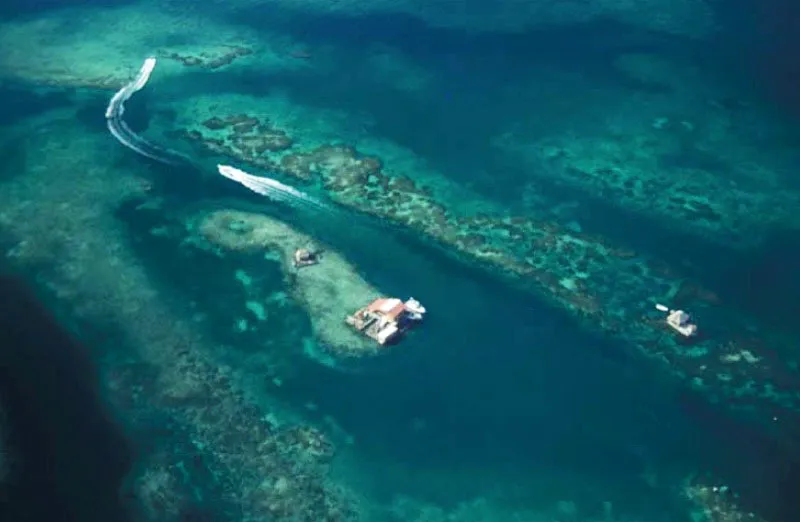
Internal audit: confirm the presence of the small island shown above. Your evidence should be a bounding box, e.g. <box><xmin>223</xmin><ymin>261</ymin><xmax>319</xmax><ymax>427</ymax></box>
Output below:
<box><xmin>189</xmin><ymin>208</ymin><xmax>414</xmax><ymax>362</ymax></box>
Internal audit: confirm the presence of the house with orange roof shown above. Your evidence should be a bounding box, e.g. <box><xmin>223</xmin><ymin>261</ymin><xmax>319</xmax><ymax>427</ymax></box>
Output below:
<box><xmin>346</xmin><ymin>297</ymin><xmax>426</xmax><ymax>345</ymax></box>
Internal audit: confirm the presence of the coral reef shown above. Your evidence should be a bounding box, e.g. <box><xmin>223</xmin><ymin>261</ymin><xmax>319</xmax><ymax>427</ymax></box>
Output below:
<box><xmin>0</xmin><ymin>114</ymin><xmax>358</xmax><ymax>522</ymax></box>
<box><xmin>162</xmin><ymin>45</ymin><xmax>254</xmax><ymax>69</ymax></box>
<box><xmin>174</xmin><ymin>115</ymin><xmax>296</xmax><ymax>177</ymax></box>
<box><xmin>497</xmin><ymin>122</ymin><xmax>800</xmax><ymax>248</ymax></box>
<box><xmin>129</xmin><ymin>449</ymin><xmax>197</xmax><ymax>521</ymax></box>
<box><xmin>176</xmin><ymin>113</ymin><xmax>800</xmax><ymax>444</ymax></box>
<box><xmin>189</xmin><ymin>208</ymin><xmax>384</xmax><ymax>360</ymax></box>
<box><xmin>105</xmin><ymin>340</ymin><xmax>355</xmax><ymax>522</ymax></box>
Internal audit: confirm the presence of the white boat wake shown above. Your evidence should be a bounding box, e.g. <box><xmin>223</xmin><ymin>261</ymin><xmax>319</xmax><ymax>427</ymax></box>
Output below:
<box><xmin>217</xmin><ymin>164</ymin><xmax>332</xmax><ymax>213</ymax></box>
<box><xmin>105</xmin><ymin>57</ymin><xmax>184</xmax><ymax>166</ymax></box>
<box><xmin>106</xmin><ymin>58</ymin><xmax>336</xmax><ymax>215</ymax></box>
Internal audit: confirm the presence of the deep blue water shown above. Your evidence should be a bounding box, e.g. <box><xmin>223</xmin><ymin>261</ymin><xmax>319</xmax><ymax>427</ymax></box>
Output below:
<box><xmin>0</xmin><ymin>274</ymin><xmax>133</xmax><ymax>522</ymax></box>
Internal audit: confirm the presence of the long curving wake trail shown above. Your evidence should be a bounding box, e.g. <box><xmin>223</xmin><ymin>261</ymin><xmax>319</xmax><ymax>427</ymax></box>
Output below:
<box><xmin>105</xmin><ymin>57</ymin><xmax>186</xmax><ymax>166</ymax></box>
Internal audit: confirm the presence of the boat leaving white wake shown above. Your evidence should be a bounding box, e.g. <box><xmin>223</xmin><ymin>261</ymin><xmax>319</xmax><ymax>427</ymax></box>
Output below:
<box><xmin>104</xmin><ymin>57</ymin><xmax>156</xmax><ymax>119</ymax></box>
<box><xmin>217</xmin><ymin>164</ymin><xmax>332</xmax><ymax>213</ymax></box>
<box><xmin>105</xmin><ymin>57</ymin><xmax>183</xmax><ymax>166</ymax></box>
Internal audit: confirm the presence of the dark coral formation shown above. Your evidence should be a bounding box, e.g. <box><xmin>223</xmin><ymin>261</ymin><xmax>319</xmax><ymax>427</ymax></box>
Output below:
<box><xmin>105</xmin><ymin>341</ymin><xmax>356</xmax><ymax>522</ymax></box>
<box><xmin>522</xmin><ymin>131</ymin><xmax>800</xmax><ymax>248</ymax></box>
<box><xmin>162</xmin><ymin>46</ymin><xmax>254</xmax><ymax>69</ymax></box>
<box><xmin>159</xmin><ymin>352</ymin><xmax>355</xmax><ymax>521</ymax></box>
<box><xmin>565</xmin><ymin>163</ymin><xmax>725</xmax><ymax>225</ymax></box>
<box><xmin>174</xmin><ymin>113</ymin><xmax>800</xmax><ymax>445</ymax></box>
<box><xmin>173</xmin><ymin>115</ymin><xmax>294</xmax><ymax>175</ymax></box>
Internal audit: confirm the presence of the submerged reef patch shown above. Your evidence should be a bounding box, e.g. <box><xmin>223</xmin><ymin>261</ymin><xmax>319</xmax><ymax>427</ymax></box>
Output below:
<box><xmin>684</xmin><ymin>474</ymin><xmax>769</xmax><ymax>522</ymax></box>
<box><xmin>500</xmin><ymin>129</ymin><xmax>800</xmax><ymax>247</ymax></box>
<box><xmin>0</xmin><ymin>2</ymin><xmax>260</xmax><ymax>89</ymax></box>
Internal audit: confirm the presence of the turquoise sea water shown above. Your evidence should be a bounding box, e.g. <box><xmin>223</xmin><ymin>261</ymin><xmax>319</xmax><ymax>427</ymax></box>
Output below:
<box><xmin>1</xmin><ymin>1</ymin><xmax>800</xmax><ymax>521</ymax></box>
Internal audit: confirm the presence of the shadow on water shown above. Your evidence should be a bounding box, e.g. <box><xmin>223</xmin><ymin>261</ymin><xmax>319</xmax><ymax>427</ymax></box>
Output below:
<box><xmin>0</xmin><ymin>273</ymin><xmax>134</xmax><ymax>522</ymax></box>
<box><xmin>0</xmin><ymin>83</ymin><xmax>73</xmax><ymax>128</ymax></box>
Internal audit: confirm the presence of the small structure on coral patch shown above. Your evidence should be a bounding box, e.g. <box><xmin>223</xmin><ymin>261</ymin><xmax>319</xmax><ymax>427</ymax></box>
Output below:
<box><xmin>346</xmin><ymin>297</ymin><xmax>426</xmax><ymax>345</ymax></box>
<box><xmin>655</xmin><ymin>303</ymin><xmax>698</xmax><ymax>337</ymax></box>
<box><xmin>293</xmin><ymin>247</ymin><xmax>320</xmax><ymax>268</ymax></box>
